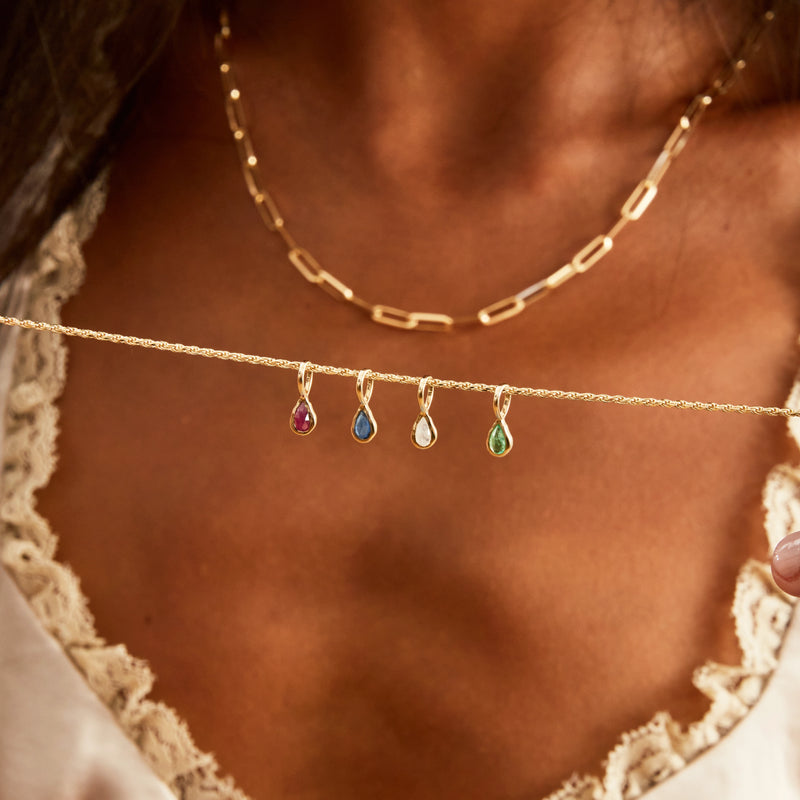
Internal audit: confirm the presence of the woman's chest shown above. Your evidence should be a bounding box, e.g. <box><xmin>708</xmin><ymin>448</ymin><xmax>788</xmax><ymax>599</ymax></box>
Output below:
<box><xmin>34</xmin><ymin>266</ymin><xmax>799</xmax><ymax>799</ymax></box>
<box><xmin>31</xmin><ymin>108</ymin><xmax>800</xmax><ymax>797</ymax></box>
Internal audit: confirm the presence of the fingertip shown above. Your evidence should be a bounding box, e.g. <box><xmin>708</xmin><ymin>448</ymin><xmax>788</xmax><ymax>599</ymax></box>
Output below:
<box><xmin>771</xmin><ymin>530</ymin><xmax>800</xmax><ymax>597</ymax></box>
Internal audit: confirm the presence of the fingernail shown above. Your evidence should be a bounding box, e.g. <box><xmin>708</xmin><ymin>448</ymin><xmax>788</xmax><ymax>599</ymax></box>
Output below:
<box><xmin>771</xmin><ymin>530</ymin><xmax>800</xmax><ymax>587</ymax></box>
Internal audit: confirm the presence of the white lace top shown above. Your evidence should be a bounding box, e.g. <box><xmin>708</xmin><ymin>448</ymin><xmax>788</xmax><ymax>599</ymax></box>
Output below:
<box><xmin>2</xmin><ymin>182</ymin><xmax>800</xmax><ymax>800</ymax></box>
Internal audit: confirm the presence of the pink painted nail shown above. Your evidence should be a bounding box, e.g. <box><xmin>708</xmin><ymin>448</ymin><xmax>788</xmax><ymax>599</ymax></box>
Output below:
<box><xmin>771</xmin><ymin>531</ymin><xmax>800</xmax><ymax>595</ymax></box>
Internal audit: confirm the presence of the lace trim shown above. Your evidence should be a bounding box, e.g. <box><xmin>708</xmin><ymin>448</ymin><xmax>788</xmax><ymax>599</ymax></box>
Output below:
<box><xmin>0</xmin><ymin>180</ymin><xmax>797</xmax><ymax>800</ymax></box>
<box><xmin>0</xmin><ymin>180</ymin><xmax>247</xmax><ymax>800</ymax></box>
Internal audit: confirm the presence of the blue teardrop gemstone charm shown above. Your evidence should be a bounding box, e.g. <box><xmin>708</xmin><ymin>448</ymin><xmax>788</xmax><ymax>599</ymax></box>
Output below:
<box><xmin>352</xmin><ymin>370</ymin><xmax>377</xmax><ymax>443</ymax></box>
<box><xmin>353</xmin><ymin>405</ymin><xmax>377</xmax><ymax>442</ymax></box>
<box><xmin>354</xmin><ymin>409</ymin><xmax>371</xmax><ymax>439</ymax></box>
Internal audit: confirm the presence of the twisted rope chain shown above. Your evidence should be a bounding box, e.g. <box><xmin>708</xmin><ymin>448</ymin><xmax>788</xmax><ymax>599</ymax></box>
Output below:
<box><xmin>1</xmin><ymin>315</ymin><xmax>796</xmax><ymax>419</ymax></box>
<box><xmin>215</xmin><ymin>8</ymin><xmax>776</xmax><ymax>332</ymax></box>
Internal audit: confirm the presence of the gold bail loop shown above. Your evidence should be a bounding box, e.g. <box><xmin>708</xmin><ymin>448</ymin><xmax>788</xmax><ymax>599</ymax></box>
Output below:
<box><xmin>493</xmin><ymin>384</ymin><xmax>512</xmax><ymax>421</ymax></box>
<box><xmin>417</xmin><ymin>376</ymin><xmax>435</xmax><ymax>414</ymax></box>
<box><xmin>297</xmin><ymin>361</ymin><xmax>313</xmax><ymax>398</ymax></box>
<box><xmin>356</xmin><ymin>369</ymin><xmax>374</xmax><ymax>405</ymax></box>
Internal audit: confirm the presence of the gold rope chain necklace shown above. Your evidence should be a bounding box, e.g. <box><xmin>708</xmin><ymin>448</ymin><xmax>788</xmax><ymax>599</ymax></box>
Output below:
<box><xmin>0</xmin><ymin>315</ymin><xmax>796</xmax><ymax>457</ymax></box>
<box><xmin>214</xmin><ymin>8</ymin><xmax>775</xmax><ymax>332</ymax></box>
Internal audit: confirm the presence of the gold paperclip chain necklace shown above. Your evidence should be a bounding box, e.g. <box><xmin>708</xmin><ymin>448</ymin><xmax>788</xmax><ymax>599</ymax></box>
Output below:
<box><xmin>214</xmin><ymin>7</ymin><xmax>775</xmax><ymax>332</ymax></box>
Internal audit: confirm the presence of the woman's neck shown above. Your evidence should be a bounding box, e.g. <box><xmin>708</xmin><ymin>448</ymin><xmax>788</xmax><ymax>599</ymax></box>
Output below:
<box><xmin>223</xmin><ymin>0</ymin><xmax>756</xmax><ymax>190</ymax></box>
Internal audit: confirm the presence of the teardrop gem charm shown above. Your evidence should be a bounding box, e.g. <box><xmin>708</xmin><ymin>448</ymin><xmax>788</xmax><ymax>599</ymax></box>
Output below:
<box><xmin>486</xmin><ymin>384</ymin><xmax>513</xmax><ymax>457</ymax></box>
<box><xmin>290</xmin><ymin>361</ymin><xmax>317</xmax><ymax>436</ymax></box>
<box><xmin>411</xmin><ymin>377</ymin><xmax>437</xmax><ymax>449</ymax></box>
<box><xmin>353</xmin><ymin>406</ymin><xmax>376</xmax><ymax>441</ymax></box>
<box><xmin>412</xmin><ymin>414</ymin><xmax>436</xmax><ymax>449</ymax></box>
<box><xmin>487</xmin><ymin>420</ymin><xmax>511</xmax><ymax>456</ymax></box>
<box><xmin>291</xmin><ymin>397</ymin><xmax>316</xmax><ymax>435</ymax></box>
<box><xmin>352</xmin><ymin>370</ymin><xmax>377</xmax><ymax>443</ymax></box>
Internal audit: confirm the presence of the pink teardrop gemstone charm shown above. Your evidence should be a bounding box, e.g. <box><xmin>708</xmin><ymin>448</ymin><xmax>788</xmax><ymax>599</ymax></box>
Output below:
<box><xmin>294</xmin><ymin>401</ymin><xmax>311</xmax><ymax>432</ymax></box>
<box><xmin>290</xmin><ymin>398</ymin><xmax>316</xmax><ymax>435</ymax></box>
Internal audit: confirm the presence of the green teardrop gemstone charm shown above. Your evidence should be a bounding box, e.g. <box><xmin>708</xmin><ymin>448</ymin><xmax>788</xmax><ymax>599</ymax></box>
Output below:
<box><xmin>487</xmin><ymin>421</ymin><xmax>512</xmax><ymax>457</ymax></box>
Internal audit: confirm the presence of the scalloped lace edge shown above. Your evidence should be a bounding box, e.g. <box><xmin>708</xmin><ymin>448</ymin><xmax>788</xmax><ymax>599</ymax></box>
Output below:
<box><xmin>0</xmin><ymin>179</ymin><xmax>798</xmax><ymax>800</ymax></box>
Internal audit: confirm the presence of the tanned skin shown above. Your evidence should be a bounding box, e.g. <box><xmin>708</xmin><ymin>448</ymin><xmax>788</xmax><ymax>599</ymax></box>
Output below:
<box><xmin>38</xmin><ymin>1</ymin><xmax>800</xmax><ymax>797</ymax></box>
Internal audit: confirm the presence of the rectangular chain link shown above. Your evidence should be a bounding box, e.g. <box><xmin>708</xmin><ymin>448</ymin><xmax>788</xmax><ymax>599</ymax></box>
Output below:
<box><xmin>371</xmin><ymin>305</ymin><xmax>419</xmax><ymax>330</ymax></box>
<box><xmin>572</xmin><ymin>235</ymin><xmax>613</xmax><ymax>274</ymax></box>
<box><xmin>288</xmin><ymin>248</ymin><xmax>324</xmax><ymax>283</ymax></box>
<box><xmin>546</xmin><ymin>263</ymin><xmax>577</xmax><ymax>289</ymax></box>
<box><xmin>621</xmin><ymin>179</ymin><xmax>658</xmax><ymax>221</ymax></box>
<box><xmin>254</xmin><ymin>192</ymin><xmax>284</xmax><ymax>230</ymax></box>
<box><xmin>516</xmin><ymin>279</ymin><xmax>550</xmax><ymax>304</ymax></box>
<box><xmin>318</xmin><ymin>270</ymin><xmax>354</xmax><ymax>301</ymax></box>
<box><xmin>477</xmin><ymin>296</ymin><xmax>526</xmax><ymax>326</ymax></box>
<box><xmin>408</xmin><ymin>311</ymin><xmax>455</xmax><ymax>332</ymax></box>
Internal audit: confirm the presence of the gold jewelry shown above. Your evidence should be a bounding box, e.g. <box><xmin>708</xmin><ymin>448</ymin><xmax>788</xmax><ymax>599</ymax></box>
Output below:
<box><xmin>352</xmin><ymin>369</ymin><xmax>378</xmax><ymax>443</ymax></box>
<box><xmin>411</xmin><ymin>376</ymin><xmax>437</xmax><ymax>450</ymax></box>
<box><xmin>487</xmin><ymin>385</ymin><xmax>513</xmax><ymax>457</ymax></box>
<box><xmin>290</xmin><ymin>361</ymin><xmax>316</xmax><ymax>435</ymax></box>
<box><xmin>214</xmin><ymin>8</ymin><xmax>775</xmax><ymax>332</ymax></box>
<box><xmin>0</xmin><ymin>315</ymin><xmax>796</xmax><ymax>424</ymax></box>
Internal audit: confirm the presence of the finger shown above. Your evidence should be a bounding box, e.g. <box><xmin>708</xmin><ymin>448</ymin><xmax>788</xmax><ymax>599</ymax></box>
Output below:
<box><xmin>771</xmin><ymin>530</ymin><xmax>800</xmax><ymax>597</ymax></box>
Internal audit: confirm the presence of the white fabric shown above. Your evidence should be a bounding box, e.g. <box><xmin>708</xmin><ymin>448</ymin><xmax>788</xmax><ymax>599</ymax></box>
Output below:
<box><xmin>1</xmin><ymin>181</ymin><xmax>799</xmax><ymax>799</ymax></box>
<box><xmin>0</xmin><ymin>567</ymin><xmax>175</xmax><ymax>800</ymax></box>
<box><xmin>647</xmin><ymin>605</ymin><xmax>800</xmax><ymax>800</ymax></box>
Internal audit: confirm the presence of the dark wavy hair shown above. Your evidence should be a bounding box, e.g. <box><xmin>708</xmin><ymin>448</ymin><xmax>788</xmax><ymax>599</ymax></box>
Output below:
<box><xmin>0</xmin><ymin>1</ymin><xmax>185</xmax><ymax>282</ymax></box>
<box><xmin>0</xmin><ymin>0</ymin><xmax>796</xmax><ymax>283</ymax></box>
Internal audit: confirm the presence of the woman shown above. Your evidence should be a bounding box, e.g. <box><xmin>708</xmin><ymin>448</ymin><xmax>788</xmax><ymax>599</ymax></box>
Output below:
<box><xmin>2</xmin><ymin>0</ymin><xmax>800</xmax><ymax>797</ymax></box>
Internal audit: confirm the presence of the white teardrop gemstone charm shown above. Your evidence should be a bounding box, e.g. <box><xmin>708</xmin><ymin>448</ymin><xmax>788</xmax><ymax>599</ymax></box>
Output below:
<box><xmin>411</xmin><ymin>413</ymin><xmax>437</xmax><ymax>449</ymax></box>
<box><xmin>414</xmin><ymin>417</ymin><xmax>432</xmax><ymax>447</ymax></box>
